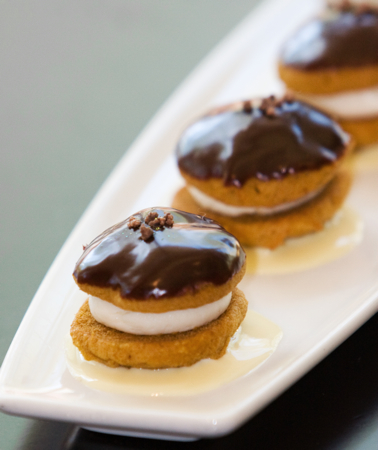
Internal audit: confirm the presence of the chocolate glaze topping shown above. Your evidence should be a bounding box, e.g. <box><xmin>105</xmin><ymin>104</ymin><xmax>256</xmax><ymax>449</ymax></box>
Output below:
<box><xmin>176</xmin><ymin>98</ymin><xmax>349</xmax><ymax>186</ymax></box>
<box><xmin>73</xmin><ymin>208</ymin><xmax>245</xmax><ymax>300</ymax></box>
<box><xmin>280</xmin><ymin>10</ymin><xmax>378</xmax><ymax>70</ymax></box>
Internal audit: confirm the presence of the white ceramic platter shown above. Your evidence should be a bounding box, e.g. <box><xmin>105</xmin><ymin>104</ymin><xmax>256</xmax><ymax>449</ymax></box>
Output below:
<box><xmin>1</xmin><ymin>0</ymin><xmax>378</xmax><ymax>441</ymax></box>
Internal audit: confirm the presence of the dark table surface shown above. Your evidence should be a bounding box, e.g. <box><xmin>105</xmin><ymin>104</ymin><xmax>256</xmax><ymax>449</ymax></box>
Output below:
<box><xmin>1</xmin><ymin>1</ymin><xmax>377</xmax><ymax>448</ymax></box>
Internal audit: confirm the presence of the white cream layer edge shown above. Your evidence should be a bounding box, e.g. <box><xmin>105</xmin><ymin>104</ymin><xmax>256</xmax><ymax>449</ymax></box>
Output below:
<box><xmin>297</xmin><ymin>85</ymin><xmax>378</xmax><ymax>120</ymax></box>
<box><xmin>188</xmin><ymin>185</ymin><xmax>323</xmax><ymax>217</ymax></box>
<box><xmin>88</xmin><ymin>293</ymin><xmax>232</xmax><ymax>335</ymax></box>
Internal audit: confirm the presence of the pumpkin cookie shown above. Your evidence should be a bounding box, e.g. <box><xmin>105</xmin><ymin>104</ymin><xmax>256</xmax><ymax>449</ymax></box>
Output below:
<box><xmin>174</xmin><ymin>95</ymin><xmax>353</xmax><ymax>248</ymax></box>
<box><xmin>71</xmin><ymin>207</ymin><xmax>247</xmax><ymax>369</ymax></box>
<box><xmin>279</xmin><ymin>1</ymin><xmax>378</xmax><ymax>146</ymax></box>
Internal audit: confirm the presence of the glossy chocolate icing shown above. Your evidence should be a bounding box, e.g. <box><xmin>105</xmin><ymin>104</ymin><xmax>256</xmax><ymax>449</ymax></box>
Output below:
<box><xmin>73</xmin><ymin>208</ymin><xmax>245</xmax><ymax>299</ymax></box>
<box><xmin>280</xmin><ymin>11</ymin><xmax>378</xmax><ymax>70</ymax></box>
<box><xmin>176</xmin><ymin>99</ymin><xmax>349</xmax><ymax>186</ymax></box>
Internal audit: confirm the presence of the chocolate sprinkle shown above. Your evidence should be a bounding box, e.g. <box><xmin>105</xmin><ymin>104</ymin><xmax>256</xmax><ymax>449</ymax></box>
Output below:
<box><xmin>127</xmin><ymin>217</ymin><xmax>141</xmax><ymax>230</ymax></box>
<box><xmin>164</xmin><ymin>213</ymin><xmax>174</xmax><ymax>227</ymax></box>
<box><xmin>145</xmin><ymin>212</ymin><xmax>158</xmax><ymax>226</ymax></box>
<box><xmin>243</xmin><ymin>100</ymin><xmax>253</xmax><ymax>113</ymax></box>
<box><xmin>140</xmin><ymin>223</ymin><xmax>153</xmax><ymax>241</ymax></box>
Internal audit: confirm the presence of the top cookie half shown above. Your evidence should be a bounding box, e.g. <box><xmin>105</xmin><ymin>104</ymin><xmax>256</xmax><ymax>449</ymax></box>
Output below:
<box><xmin>278</xmin><ymin>5</ymin><xmax>378</xmax><ymax>94</ymax></box>
<box><xmin>176</xmin><ymin>97</ymin><xmax>352</xmax><ymax>208</ymax></box>
<box><xmin>73</xmin><ymin>207</ymin><xmax>246</xmax><ymax>313</ymax></box>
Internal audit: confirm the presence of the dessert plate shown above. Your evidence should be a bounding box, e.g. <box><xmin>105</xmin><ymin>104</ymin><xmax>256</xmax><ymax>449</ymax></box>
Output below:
<box><xmin>1</xmin><ymin>0</ymin><xmax>378</xmax><ymax>441</ymax></box>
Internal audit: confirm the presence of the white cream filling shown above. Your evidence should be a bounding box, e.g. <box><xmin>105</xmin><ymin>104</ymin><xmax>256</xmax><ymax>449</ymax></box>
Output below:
<box><xmin>88</xmin><ymin>293</ymin><xmax>232</xmax><ymax>335</ymax></box>
<box><xmin>298</xmin><ymin>85</ymin><xmax>378</xmax><ymax>120</ymax></box>
<box><xmin>188</xmin><ymin>185</ymin><xmax>324</xmax><ymax>217</ymax></box>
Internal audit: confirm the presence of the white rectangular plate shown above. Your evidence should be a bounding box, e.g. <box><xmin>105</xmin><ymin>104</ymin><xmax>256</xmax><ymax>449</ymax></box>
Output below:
<box><xmin>1</xmin><ymin>0</ymin><xmax>378</xmax><ymax>441</ymax></box>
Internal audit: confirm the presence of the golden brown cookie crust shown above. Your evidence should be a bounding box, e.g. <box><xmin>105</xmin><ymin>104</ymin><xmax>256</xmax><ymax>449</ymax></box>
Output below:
<box><xmin>338</xmin><ymin>115</ymin><xmax>378</xmax><ymax>147</ymax></box>
<box><xmin>74</xmin><ymin>261</ymin><xmax>246</xmax><ymax>313</ymax></box>
<box><xmin>70</xmin><ymin>288</ymin><xmax>248</xmax><ymax>369</ymax></box>
<box><xmin>278</xmin><ymin>63</ymin><xmax>378</xmax><ymax>95</ymax></box>
<box><xmin>178</xmin><ymin>140</ymin><xmax>353</xmax><ymax>208</ymax></box>
<box><xmin>172</xmin><ymin>169</ymin><xmax>352</xmax><ymax>249</ymax></box>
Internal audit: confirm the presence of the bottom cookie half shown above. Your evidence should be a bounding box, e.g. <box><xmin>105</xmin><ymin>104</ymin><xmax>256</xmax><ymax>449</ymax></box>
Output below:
<box><xmin>172</xmin><ymin>170</ymin><xmax>352</xmax><ymax>249</ymax></box>
<box><xmin>70</xmin><ymin>288</ymin><xmax>248</xmax><ymax>369</ymax></box>
<box><xmin>339</xmin><ymin>115</ymin><xmax>378</xmax><ymax>148</ymax></box>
